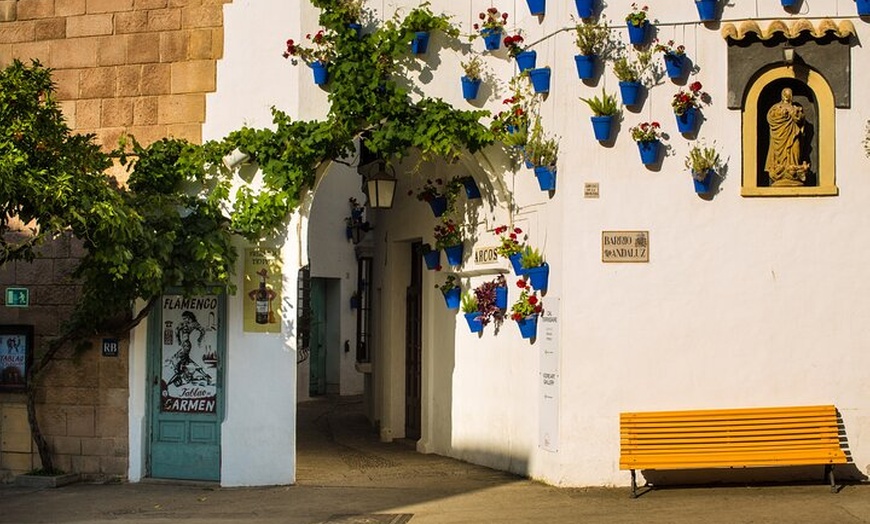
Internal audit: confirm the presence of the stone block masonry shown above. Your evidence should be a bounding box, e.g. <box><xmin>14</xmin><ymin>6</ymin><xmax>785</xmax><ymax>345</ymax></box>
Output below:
<box><xmin>0</xmin><ymin>233</ymin><xmax>132</xmax><ymax>482</ymax></box>
<box><xmin>0</xmin><ymin>0</ymin><xmax>233</xmax><ymax>483</ymax></box>
<box><xmin>0</xmin><ymin>0</ymin><xmax>232</xmax><ymax>148</ymax></box>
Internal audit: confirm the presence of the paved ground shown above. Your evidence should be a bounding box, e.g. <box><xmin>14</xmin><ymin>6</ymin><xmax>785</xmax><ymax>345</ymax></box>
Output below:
<box><xmin>1</xmin><ymin>396</ymin><xmax>869</xmax><ymax>523</ymax></box>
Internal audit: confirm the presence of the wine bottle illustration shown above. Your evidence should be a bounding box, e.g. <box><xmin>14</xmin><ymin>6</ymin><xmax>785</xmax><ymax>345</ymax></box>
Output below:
<box><xmin>255</xmin><ymin>270</ymin><xmax>270</xmax><ymax>324</ymax></box>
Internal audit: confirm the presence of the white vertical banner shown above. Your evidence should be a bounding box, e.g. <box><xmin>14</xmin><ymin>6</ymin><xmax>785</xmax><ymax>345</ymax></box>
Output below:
<box><xmin>539</xmin><ymin>297</ymin><xmax>560</xmax><ymax>452</ymax></box>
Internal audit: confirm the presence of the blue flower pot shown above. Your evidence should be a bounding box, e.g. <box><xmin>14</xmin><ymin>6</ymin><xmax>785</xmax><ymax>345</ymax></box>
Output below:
<box><xmin>423</xmin><ymin>249</ymin><xmax>441</xmax><ymax>270</ymax></box>
<box><xmin>444</xmin><ymin>244</ymin><xmax>464</xmax><ymax>266</ymax></box>
<box><xmin>524</xmin><ymin>154</ymin><xmax>534</xmax><ymax>169</ymax></box>
<box><xmin>462</xmin><ymin>177</ymin><xmax>481</xmax><ymax>199</ymax></box>
<box><xmin>509</xmin><ymin>252</ymin><xmax>526</xmax><ymax>276</ymax></box>
<box><xmin>618</xmin><ymin>81</ymin><xmax>642</xmax><ymax>106</ymax></box>
<box><xmin>637</xmin><ymin>140</ymin><xmax>660</xmax><ymax>166</ymax></box>
<box><xmin>347</xmin><ymin>23</ymin><xmax>362</xmax><ymax>38</ymax></box>
<box><xmin>574</xmin><ymin>54</ymin><xmax>596</xmax><ymax>79</ymax></box>
<box><xmin>693</xmin><ymin>170</ymin><xmax>714</xmax><ymax>194</ymax></box>
<box><xmin>529</xmin><ymin>68</ymin><xmax>551</xmax><ymax>94</ymax></box>
<box><xmin>859</xmin><ymin>0</ymin><xmax>870</xmax><ymax>15</ymax></box>
<box><xmin>533</xmin><ymin>165</ymin><xmax>556</xmax><ymax>191</ymax></box>
<box><xmin>515</xmin><ymin>50</ymin><xmax>537</xmax><ymax>73</ymax></box>
<box><xmin>695</xmin><ymin>0</ymin><xmax>717</xmax><ymax>21</ymax></box>
<box><xmin>461</xmin><ymin>76</ymin><xmax>482</xmax><ymax>100</ymax></box>
<box><xmin>428</xmin><ymin>196</ymin><xmax>447</xmax><ymax>217</ymax></box>
<box><xmin>495</xmin><ymin>286</ymin><xmax>508</xmax><ymax>310</ymax></box>
<box><xmin>627</xmin><ymin>20</ymin><xmax>648</xmax><ymax>45</ymax></box>
<box><xmin>781</xmin><ymin>0</ymin><xmax>797</xmax><ymax>6</ymax></box>
<box><xmin>526</xmin><ymin>263</ymin><xmax>549</xmax><ymax>291</ymax></box>
<box><xmin>663</xmin><ymin>53</ymin><xmax>685</xmax><ymax>79</ymax></box>
<box><xmin>516</xmin><ymin>314</ymin><xmax>538</xmax><ymax>339</ymax></box>
<box><xmin>411</xmin><ymin>31</ymin><xmax>429</xmax><ymax>54</ymax></box>
<box><xmin>575</xmin><ymin>0</ymin><xmax>595</xmax><ymax>18</ymax></box>
<box><xmin>481</xmin><ymin>27</ymin><xmax>502</xmax><ymax>50</ymax></box>
<box><xmin>590</xmin><ymin>116</ymin><xmax>613</xmax><ymax>141</ymax></box>
<box><xmin>465</xmin><ymin>312</ymin><xmax>484</xmax><ymax>333</ymax></box>
<box><xmin>310</xmin><ymin>61</ymin><xmax>328</xmax><ymax>85</ymax></box>
<box><xmin>443</xmin><ymin>287</ymin><xmax>461</xmax><ymax>309</ymax></box>
<box><xmin>676</xmin><ymin>106</ymin><xmax>698</xmax><ymax>134</ymax></box>
<box><xmin>526</xmin><ymin>0</ymin><xmax>546</xmax><ymax>16</ymax></box>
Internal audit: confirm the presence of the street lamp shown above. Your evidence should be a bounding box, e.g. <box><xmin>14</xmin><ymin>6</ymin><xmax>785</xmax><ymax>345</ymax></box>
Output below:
<box><xmin>364</xmin><ymin>161</ymin><xmax>396</xmax><ymax>209</ymax></box>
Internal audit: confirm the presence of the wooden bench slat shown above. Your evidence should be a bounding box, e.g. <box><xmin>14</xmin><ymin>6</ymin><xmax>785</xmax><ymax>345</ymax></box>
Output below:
<box><xmin>621</xmin><ymin>416</ymin><xmax>840</xmax><ymax>428</ymax></box>
<box><xmin>621</xmin><ymin>405</ymin><xmax>837</xmax><ymax>419</ymax></box>
<box><xmin>618</xmin><ymin>405</ymin><xmax>848</xmax><ymax>482</ymax></box>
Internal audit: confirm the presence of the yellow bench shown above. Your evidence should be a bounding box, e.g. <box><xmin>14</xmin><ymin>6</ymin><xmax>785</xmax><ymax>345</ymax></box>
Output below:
<box><xmin>619</xmin><ymin>405</ymin><xmax>849</xmax><ymax>497</ymax></box>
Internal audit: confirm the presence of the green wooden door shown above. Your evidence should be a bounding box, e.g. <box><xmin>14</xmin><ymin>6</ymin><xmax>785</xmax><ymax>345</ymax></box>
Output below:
<box><xmin>149</xmin><ymin>294</ymin><xmax>225</xmax><ymax>481</ymax></box>
<box><xmin>309</xmin><ymin>279</ymin><xmax>327</xmax><ymax>396</ymax></box>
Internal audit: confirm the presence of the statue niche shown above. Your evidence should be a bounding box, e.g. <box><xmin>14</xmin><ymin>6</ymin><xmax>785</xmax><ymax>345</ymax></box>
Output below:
<box><xmin>757</xmin><ymin>80</ymin><xmax>817</xmax><ymax>188</ymax></box>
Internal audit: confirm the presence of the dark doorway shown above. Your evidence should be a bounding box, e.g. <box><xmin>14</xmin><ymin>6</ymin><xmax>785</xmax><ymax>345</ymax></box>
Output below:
<box><xmin>405</xmin><ymin>242</ymin><xmax>423</xmax><ymax>440</ymax></box>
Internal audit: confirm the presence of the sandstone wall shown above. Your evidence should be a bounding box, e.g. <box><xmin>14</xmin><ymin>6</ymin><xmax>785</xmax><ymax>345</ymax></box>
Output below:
<box><xmin>0</xmin><ymin>0</ymin><xmax>229</xmax><ymax>481</ymax></box>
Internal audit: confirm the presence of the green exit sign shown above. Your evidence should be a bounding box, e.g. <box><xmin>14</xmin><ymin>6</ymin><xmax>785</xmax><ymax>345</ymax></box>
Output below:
<box><xmin>5</xmin><ymin>288</ymin><xmax>29</xmax><ymax>308</ymax></box>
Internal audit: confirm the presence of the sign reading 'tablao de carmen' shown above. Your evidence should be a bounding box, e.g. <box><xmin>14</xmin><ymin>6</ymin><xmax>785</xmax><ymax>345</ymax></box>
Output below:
<box><xmin>601</xmin><ymin>231</ymin><xmax>649</xmax><ymax>263</ymax></box>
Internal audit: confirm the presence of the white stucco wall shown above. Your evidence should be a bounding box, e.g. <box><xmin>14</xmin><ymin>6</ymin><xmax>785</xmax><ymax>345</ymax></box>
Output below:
<box><xmin>134</xmin><ymin>0</ymin><xmax>870</xmax><ymax>488</ymax></box>
<box><xmin>359</xmin><ymin>0</ymin><xmax>870</xmax><ymax>488</ymax></box>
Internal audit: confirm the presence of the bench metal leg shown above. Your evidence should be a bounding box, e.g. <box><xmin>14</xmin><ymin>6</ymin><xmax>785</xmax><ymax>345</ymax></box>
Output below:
<box><xmin>630</xmin><ymin>469</ymin><xmax>638</xmax><ymax>499</ymax></box>
<box><xmin>826</xmin><ymin>465</ymin><xmax>837</xmax><ymax>493</ymax></box>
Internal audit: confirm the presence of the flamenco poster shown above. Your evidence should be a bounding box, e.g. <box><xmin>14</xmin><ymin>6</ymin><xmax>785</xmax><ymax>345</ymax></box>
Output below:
<box><xmin>160</xmin><ymin>295</ymin><xmax>218</xmax><ymax>413</ymax></box>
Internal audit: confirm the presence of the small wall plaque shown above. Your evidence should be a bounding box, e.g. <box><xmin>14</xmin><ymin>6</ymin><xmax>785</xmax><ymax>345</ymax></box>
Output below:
<box><xmin>101</xmin><ymin>338</ymin><xmax>119</xmax><ymax>357</ymax></box>
<box><xmin>584</xmin><ymin>183</ymin><xmax>600</xmax><ymax>199</ymax></box>
<box><xmin>472</xmin><ymin>245</ymin><xmax>501</xmax><ymax>265</ymax></box>
<box><xmin>602</xmin><ymin>231</ymin><xmax>649</xmax><ymax>263</ymax></box>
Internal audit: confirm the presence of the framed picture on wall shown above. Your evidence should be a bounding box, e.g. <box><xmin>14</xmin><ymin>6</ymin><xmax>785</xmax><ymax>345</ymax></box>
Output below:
<box><xmin>0</xmin><ymin>325</ymin><xmax>33</xmax><ymax>391</ymax></box>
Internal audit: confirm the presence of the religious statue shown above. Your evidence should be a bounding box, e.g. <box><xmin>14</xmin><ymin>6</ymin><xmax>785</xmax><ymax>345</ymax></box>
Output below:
<box><xmin>765</xmin><ymin>88</ymin><xmax>809</xmax><ymax>186</ymax></box>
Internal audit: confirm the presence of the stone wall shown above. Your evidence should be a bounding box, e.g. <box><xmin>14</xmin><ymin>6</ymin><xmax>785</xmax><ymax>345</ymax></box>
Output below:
<box><xmin>0</xmin><ymin>0</ymin><xmax>229</xmax><ymax>481</ymax></box>
<box><xmin>0</xmin><ymin>0</ymin><xmax>229</xmax><ymax>148</ymax></box>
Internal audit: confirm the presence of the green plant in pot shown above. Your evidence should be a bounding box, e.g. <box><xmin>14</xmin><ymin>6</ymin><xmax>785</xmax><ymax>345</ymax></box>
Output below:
<box><xmin>580</xmin><ymin>88</ymin><xmax>619</xmax><ymax>141</ymax></box>
<box><xmin>399</xmin><ymin>1</ymin><xmax>458</xmax><ymax>54</ymax></box>
<box><xmin>612</xmin><ymin>48</ymin><xmax>652</xmax><ymax>106</ymax></box>
<box><xmin>573</xmin><ymin>17</ymin><xmax>611</xmax><ymax>79</ymax></box>
<box><xmin>685</xmin><ymin>142</ymin><xmax>721</xmax><ymax>193</ymax></box>
<box><xmin>524</xmin><ymin>117</ymin><xmax>558</xmax><ymax>168</ymax></box>
<box><xmin>520</xmin><ymin>245</ymin><xmax>549</xmax><ymax>291</ymax></box>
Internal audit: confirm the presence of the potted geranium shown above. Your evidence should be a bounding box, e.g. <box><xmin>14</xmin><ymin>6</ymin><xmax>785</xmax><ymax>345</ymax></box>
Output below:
<box><xmin>434</xmin><ymin>219</ymin><xmax>463</xmax><ymax>266</ymax></box>
<box><xmin>282</xmin><ymin>29</ymin><xmax>337</xmax><ymax>85</ymax></box>
<box><xmin>524</xmin><ymin>117</ymin><xmax>559</xmax><ymax>191</ymax></box>
<box><xmin>460</xmin><ymin>55</ymin><xmax>483</xmax><ymax>101</ymax></box>
<box><xmin>685</xmin><ymin>143</ymin><xmax>721</xmax><ymax>194</ymax></box>
<box><xmin>436</xmin><ymin>275</ymin><xmax>461</xmax><ymax>309</ymax></box>
<box><xmin>511</xmin><ymin>279</ymin><xmax>543</xmax><ymax>339</ymax></box>
<box><xmin>612</xmin><ymin>49</ymin><xmax>652</xmax><ymax>106</ymax></box>
<box><xmin>520</xmin><ymin>246</ymin><xmax>549</xmax><ymax>291</ymax></box>
<box><xmin>629</xmin><ymin>121</ymin><xmax>663</xmax><ymax>166</ymax></box>
<box><xmin>580</xmin><ymin>88</ymin><xmax>619</xmax><ymax>141</ymax></box>
<box><xmin>573</xmin><ymin>18</ymin><xmax>610</xmax><ymax>80</ymax></box>
<box><xmin>409</xmin><ymin>178</ymin><xmax>447</xmax><ymax>216</ymax></box>
<box><xmin>672</xmin><ymin>81</ymin><xmax>707</xmax><ymax>134</ymax></box>
<box><xmin>461</xmin><ymin>292</ymin><xmax>483</xmax><ymax>333</ymax></box>
<box><xmin>504</xmin><ymin>31</ymin><xmax>535</xmax><ymax>73</ymax></box>
<box><xmin>654</xmin><ymin>39</ymin><xmax>686</xmax><ymax>80</ymax></box>
<box><xmin>473</xmin><ymin>7</ymin><xmax>508</xmax><ymax>51</ymax></box>
<box><xmin>494</xmin><ymin>225</ymin><xmax>528</xmax><ymax>275</ymax></box>
<box><xmin>625</xmin><ymin>3</ymin><xmax>650</xmax><ymax>45</ymax></box>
